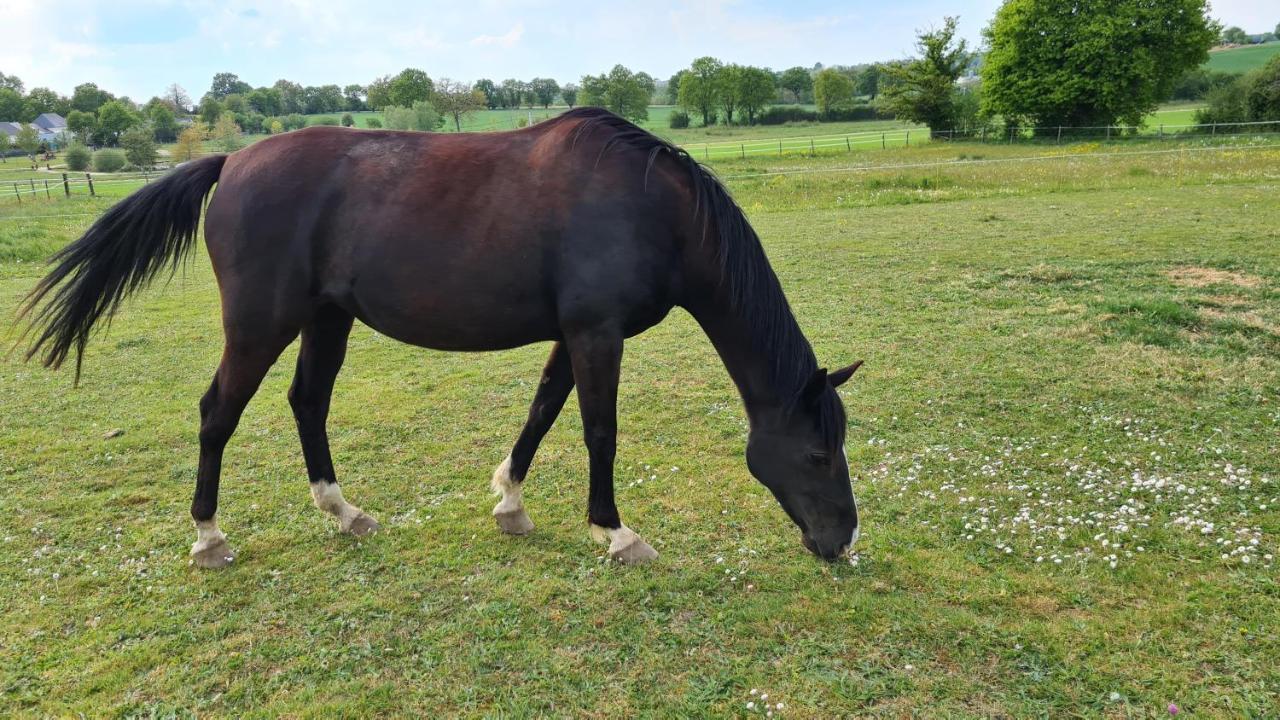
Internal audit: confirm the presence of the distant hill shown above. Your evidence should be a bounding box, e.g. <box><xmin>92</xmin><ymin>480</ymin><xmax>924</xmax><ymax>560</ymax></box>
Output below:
<box><xmin>1205</xmin><ymin>42</ymin><xmax>1280</xmax><ymax>74</ymax></box>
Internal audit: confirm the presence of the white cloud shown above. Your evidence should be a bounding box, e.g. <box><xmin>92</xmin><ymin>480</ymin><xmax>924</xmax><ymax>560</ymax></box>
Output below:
<box><xmin>470</xmin><ymin>22</ymin><xmax>525</xmax><ymax>48</ymax></box>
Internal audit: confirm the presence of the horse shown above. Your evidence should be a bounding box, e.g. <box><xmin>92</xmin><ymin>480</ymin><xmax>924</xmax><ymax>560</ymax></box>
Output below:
<box><xmin>20</xmin><ymin>107</ymin><xmax>862</xmax><ymax>568</ymax></box>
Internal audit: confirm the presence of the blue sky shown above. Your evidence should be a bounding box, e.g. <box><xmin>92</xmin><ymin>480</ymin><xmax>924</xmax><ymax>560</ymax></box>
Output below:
<box><xmin>2</xmin><ymin>0</ymin><xmax>1274</xmax><ymax>101</ymax></box>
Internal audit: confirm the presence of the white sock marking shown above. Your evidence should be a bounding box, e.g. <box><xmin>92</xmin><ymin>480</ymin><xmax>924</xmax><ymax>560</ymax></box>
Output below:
<box><xmin>490</xmin><ymin>456</ymin><xmax>524</xmax><ymax>514</ymax></box>
<box><xmin>311</xmin><ymin>481</ymin><xmax>365</xmax><ymax>527</ymax></box>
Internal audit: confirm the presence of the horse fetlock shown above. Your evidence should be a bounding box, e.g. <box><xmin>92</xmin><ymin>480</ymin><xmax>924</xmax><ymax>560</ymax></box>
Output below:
<box><xmin>492</xmin><ymin>456</ymin><xmax>535</xmax><ymax>535</ymax></box>
<box><xmin>590</xmin><ymin>524</ymin><xmax>658</xmax><ymax>564</ymax></box>
<box><xmin>190</xmin><ymin>519</ymin><xmax>235</xmax><ymax>569</ymax></box>
<box><xmin>311</xmin><ymin>481</ymin><xmax>379</xmax><ymax>536</ymax></box>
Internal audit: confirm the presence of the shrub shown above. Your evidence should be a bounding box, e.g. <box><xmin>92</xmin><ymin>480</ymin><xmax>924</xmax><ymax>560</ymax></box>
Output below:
<box><xmin>341</xmin><ymin>113</ymin><xmax>355</xmax><ymax>127</ymax></box>
<box><xmin>669</xmin><ymin>110</ymin><xmax>690</xmax><ymax>129</ymax></box>
<box><xmin>312</xmin><ymin>116</ymin><xmax>340</xmax><ymax>126</ymax></box>
<box><xmin>269</xmin><ymin>119</ymin><xmax>284</xmax><ymax>134</ymax></box>
<box><xmin>365</xmin><ymin>117</ymin><xmax>383</xmax><ymax>129</ymax></box>
<box><xmin>92</xmin><ymin>149</ymin><xmax>126</xmax><ymax>173</ymax></box>
<box><xmin>1244</xmin><ymin>56</ymin><xmax>1280</xmax><ymax>121</ymax></box>
<box><xmin>284</xmin><ymin>114</ymin><xmax>308</xmax><ymax>131</ymax></box>
<box><xmin>119</xmin><ymin>125</ymin><xmax>157</xmax><ymax>168</ymax></box>
<box><xmin>383</xmin><ymin>101</ymin><xmax>442</xmax><ymax>131</ymax></box>
<box><xmin>755</xmin><ymin>105</ymin><xmax>892</xmax><ymax>125</ymax></box>
<box><xmin>64</xmin><ymin>143</ymin><xmax>91</xmax><ymax>171</ymax></box>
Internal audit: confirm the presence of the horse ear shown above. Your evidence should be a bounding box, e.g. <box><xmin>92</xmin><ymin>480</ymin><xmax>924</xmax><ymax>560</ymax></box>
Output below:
<box><xmin>828</xmin><ymin>360</ymin><xmax>864</xmax><ymax>388</ymax></box>
<box><xmin>801</xmin><ymin>368</ymin><xmax>828</xmax><ymax>406</ymax></box>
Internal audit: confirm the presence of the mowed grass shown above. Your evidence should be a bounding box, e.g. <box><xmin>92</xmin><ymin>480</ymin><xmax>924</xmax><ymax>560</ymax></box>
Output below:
<box><xmin>1</xmin><ymin>136</ymin><xmax>1279</xmax><ymax>717</ymax></box>
<box><xmin>1205</xmin><ymin>41</ymin><xmax>1280</xmax><ymax>73</ymax></box>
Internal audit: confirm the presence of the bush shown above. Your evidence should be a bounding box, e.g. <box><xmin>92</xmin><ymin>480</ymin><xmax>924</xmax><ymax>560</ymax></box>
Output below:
<box><xmin>341</xmin><ymin>113</ymin><xmax>355</xmax><ymax>127</ymax></box>
<box><xmin>64</xmin><ymin>143</ymin><xmax>91</xmax><ymax>171</ymax></box>
<box><xmin>92</xmin><ymin>149</ymin><xmax>126</xmax><ymax>173</ymax></box>
<box><xmin>312</xmin><ymin>116</ymin><xmax>340</xmax><ymax>126</ymax></box>
<box><xmin>365</xmin><ymin>117</ymin><xmax>383</xmax><ymax>129</ymax></box>
<box><xmin>283</xmin><ymin>114</ymin><xmax>308</xmax><ymax>131</ymax></box>
<box><xmin>668</xmin><ymin>110</ymin><xmax>690</xmax><ymax>129</ymax></box>
<box><xmin>383</xmin><ymin>101</ymin><xmax>442</xmax><ymax>131</ymax></box>
<box><xmin>755</xmin><ymin>104</ymin><xmax>892</xmax><ymax>125</ymax></box>
<box><xmin>119</xmin><ymin>126</ymin><xmax>157</xmax><ymax>168</ymax></box>
<box><xmin>1244</xmin><ymin>56</ymin><xmax>1280</xmax><ymax>121</ymax></box>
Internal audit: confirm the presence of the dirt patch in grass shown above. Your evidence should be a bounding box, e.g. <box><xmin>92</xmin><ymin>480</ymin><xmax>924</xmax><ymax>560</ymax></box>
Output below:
<box><xmin>1166</xmin><ymin>266</ymin><xmax>1262</xmax><ymax>289</ymax></box>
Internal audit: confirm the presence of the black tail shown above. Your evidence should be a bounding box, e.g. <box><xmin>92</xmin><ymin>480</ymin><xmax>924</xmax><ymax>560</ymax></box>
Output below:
<box><xmin>19</xmin><ymin>154</ymin><xmax>227</xmax><ymax>382</ymax></box>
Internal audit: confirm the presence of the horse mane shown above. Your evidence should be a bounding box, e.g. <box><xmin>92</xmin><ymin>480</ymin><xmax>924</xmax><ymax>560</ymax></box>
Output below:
<box><xmin>559</xmin><ymin>107</ymin><xmax>845</xmax><ymax>447</ymax></box>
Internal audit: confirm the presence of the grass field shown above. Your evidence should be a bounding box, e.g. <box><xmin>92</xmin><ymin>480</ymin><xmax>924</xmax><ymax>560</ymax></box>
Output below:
<box><xmin>1205</xmin><ymin>42</ymin><xmax>1280</xmax><ymax>73</ymax></box>
<box><xmin>1</xmin><ymin>132</ymin><xmax>1279</xmax><ymax>716</ymax></box>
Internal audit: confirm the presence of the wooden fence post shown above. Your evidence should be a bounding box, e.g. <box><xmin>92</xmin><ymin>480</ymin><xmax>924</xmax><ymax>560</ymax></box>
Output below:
<box><xmin>906</xmin><ymin>130</ymin><xmax>910</xmax><ymax>147</ymax></box>
<box><xmin>1057</xmin><ymin>126</ymin><xmax>1062</xmax><ymax>143</ymax></box>
<box><xmin>12</xmin><ymin>183</ymin><xmax>20</xmax><ymax>204</ymax></box>
<box><xmin>86</xmin><ymin>173</ymin><xmax>95</xmax><ymax>196</ymax></box>
<box><xmin>881</xmin><ymin>133</ymin><xmax>886</xmax><ymax>149</ymax></box>
<box><xmin>62</xmin><ymin>172</ymin><xmax>70</xmax><ymax>197</ymax></box>
<box><xmin>809</xmin><ymin>138</ymin><xmax>815</xmax><ymax>154</ymax></box>
<box><xmin>778</xmin><ymin>140</ymin><xmax>782</xmax><ymax>156</ymax></box>
<box><xmin>1158</xmin><ymin>124</ymin><xmax>1164</xmax><ymax>140</ymax></box>
<box><xmin>740</xmin><ymin>144</ymin><xmax>745</xmax><ymax>159</ymax></box>
<box><xmin>45</xmin><ymin>179</ymin><xmax>51</xmax><ymax>198</ymax></box>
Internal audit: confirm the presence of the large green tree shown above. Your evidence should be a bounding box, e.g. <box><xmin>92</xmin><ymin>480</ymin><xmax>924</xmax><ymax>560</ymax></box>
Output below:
<box><xmin>433</xmin><ymin>79</ymin><xmax>486</xmax><ymax>131</ymax></box>
<box><xmin>388</xmin><ymin>69</ymin><xmax>434</xmax><ymax>107</ymax></box>
<box><xmin>737</xmin><ymin>66</ymin><xmax>778</xmax><ymax>124</ymax></box>
<box><xmin>96</xmin><ymin>100</ymin><xmax>139</xmax><ymax>145</ymax></box>
<box><xmin>981</xmin><ymin>0</ymin><xmax>1218</xmax><ymax>128</ymax></box>
<box><xmin>881</xmin><ymin>17</ymin><xmax>970</xmax><ymax>132</ymax></box>
<box><xmin>529</xmin><ymin>78</ymin><xmax>561</xmax><ymax>108</ymax></box>
<box><xmin>677</xmin><ymin>56</ymin><xmax>723</xmax><ymax>126</ymax></box>
<box><xmin>0</xmin><ymin>88</ymin><xmax>26</xmax><ymax>121</ymax></box>
<box><xmin>579</xmin><ymin>65</ymin><xmax>654</xmax><ymax>122</ymax></box>
<box><xmin>813</xmin><ymin>69</ymin><xmax>854</xmax><ymax>116</ymax></box>
<box><xmin>209</xmin><ymin>72</ymin><xmax>252</xmax><ymax>99</ymax></box>
<box><xmin>778</xmin><ymin>67</ymin><xmax>812</xmax><ymax>103</ymax></box>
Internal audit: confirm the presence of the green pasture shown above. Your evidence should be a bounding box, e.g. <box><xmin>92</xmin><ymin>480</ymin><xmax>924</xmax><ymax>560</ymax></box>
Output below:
<box><xmin>1</xmin><ymin>133</ymin><xmax>1279</xmax><ymax>717</ymax></box>
<box><xmin>1205</xmin><ymin>41</ymin><xmax>1280</xmax><ymax>73</ymax></box>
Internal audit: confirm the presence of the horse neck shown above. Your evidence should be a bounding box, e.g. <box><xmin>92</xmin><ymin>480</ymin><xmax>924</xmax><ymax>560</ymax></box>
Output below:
<box><xmin>685</xmin><ymin>260</ymin><xmax>817</xmax><ymax>427</ymax></box>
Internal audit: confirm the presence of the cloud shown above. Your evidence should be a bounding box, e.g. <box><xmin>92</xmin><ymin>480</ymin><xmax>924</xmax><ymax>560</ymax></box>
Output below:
<box><xmin>470</xmin><ymin>22</ymin><xmax>525</xmax><ymax>48</ymax></box>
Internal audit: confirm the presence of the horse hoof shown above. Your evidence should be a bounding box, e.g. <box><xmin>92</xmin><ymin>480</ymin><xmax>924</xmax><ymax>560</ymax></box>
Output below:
<box><xmin>609</xmin><ymin>537</ymin><xmax>659</xmax><ymax>565</ymax></box>
<box><xmin>191</xmin><ymin>539</ymin><xmax>235</xmax><ymax>569</ymax></box>
<box><xmin>342</xmin><ymin>513</ymin><xmax>380</xmax><ymax>537</ymax></box>
<box><xmin>494</xmin><ymin>507</ymin><xmax>535</xmax><ymax>535</ymax></box>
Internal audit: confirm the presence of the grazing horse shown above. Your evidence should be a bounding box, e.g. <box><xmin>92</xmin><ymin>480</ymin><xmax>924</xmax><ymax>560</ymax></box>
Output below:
<box><xmin>21</xmin><ymin>108</ymin><xmax>861</xmax><ymax>568</ymax></box>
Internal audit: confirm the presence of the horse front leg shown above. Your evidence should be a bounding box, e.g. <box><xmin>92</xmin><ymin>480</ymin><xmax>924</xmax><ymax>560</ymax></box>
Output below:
<box><xmin>565</xmin><ymin>329</ymin><xmax>657</xmax><ymax>564</ymax></box>
<box><xmin>492</xmin><ymin>342</ymin><xmax>574</xmax><ymax>535</ymax></box>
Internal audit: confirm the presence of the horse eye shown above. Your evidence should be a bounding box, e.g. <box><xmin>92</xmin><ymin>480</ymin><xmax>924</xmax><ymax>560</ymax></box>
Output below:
<box><xmin>807</xmin><ymin>451</ymin><xmax>830</xmax><ymax>466</ymax></box>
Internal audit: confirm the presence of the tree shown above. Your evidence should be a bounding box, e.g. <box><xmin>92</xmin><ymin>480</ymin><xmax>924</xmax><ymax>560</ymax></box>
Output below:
<box><xmin>341</xmin><ymin>113</ymin><xmax>355</xmax><ymax>127</ymax></box>
<box><xmin>366</xmin><ymin>76</ymin><xmax>392</xmax><ymax>110</ymax></box>
<box><xmin>982</xmin><ymin>0</ymin><xmax>1218</xmax><ymax>129</ymax></box>
<box><xmin>147</xmin><ymin>103</ymin><xmax>180</xmax><ymax>142</ymax></box>
<box><xmin>213</xmin><ymin>114</ymin><xmax>242</xmax><ymax>152</ymax></box>
<box><xmin>382</xmin><ymin>101</ymin><xmax>442</xmax><ymax>131</ymax></box>
<box><xmin>66</xmin><ymin>110</ymin><xmax>97</xmax><ymax>142</ymax></box>
<box><xmin>15</xmin><ymin>124</ymin><xmax>40</xmax><ymax>156</ymax></box>
<box><xmin>273</xmin><ymin>79</ymin><xmax>306</xmax><ymax>114</ymax></box>
<box><xmin>70</xmin><ymin>83</ymin><xmax>113</xmax><ymax>113</ymax></box>
<box><xmin>1221</xmin><ymin>26</ymin><xmax>1248</xmax><ymax>45</ymax></box>
<box><xmin>343</xmin><ymin>84</ymin><xmax>366</xmax><ymax>111</ymax></box>
<box><xmin>0</xmin><ymin>71</ymin><xmax>23</xmax><ymax>94</ymax></box>
<box><xmin>25</xmin><ymin>87</ymin><xmax>67</xmax><ymax>116</ymax></box>
<box><xmin>164</xmin><ymin>83</ymin><xmax>191</xmax><ymax>112</ymax></box>
<box><xmin>778</xmin><ymin>67</ymin><xmax>813</xmax><ymax>104</ymax></box>
<box><xmin>813</xmin><ymin>69</ymin><xmax>855</xmax><ymax>116</ymax></box>
<box><xmin>857</xmin><ymin>65</ymin><xmax>883</xmax><ymax>99</ymax></box>
<box><xmin>0</xmin><ymin>88</ymin><xmax>26</xmax><ymax>121</ymax></box>
<box><xmin>120</xmin><ymin>125</ymin><xmax>157</xmax><ymax>168</ymax></box>
<box><xmin>1244</xmin><ymin>55</ymin><xmax>1280</xmax><ymax>120</ymax></box>
<box><xmin>499</xmin><ymin>79</ymin><xmax>523</xmax><ymax>108</ymax></box>
<box><xmin>96</xmin><ymin>100</ymin><xmax>139</xmax><ymax>145</ymax></box>
<box><xmin>269</xmin><ymin>118</ymin><xmax>284</xmax><ymax>134</ymax></box>
<box><xmin>667</xmin><ymin>72</ymin><xmax>684</xmax><ymax>104</ymax></box>
<box><xmin>433</xmin><ymin>79</ymin><xmax>486</xmax><ymax>132</ymax></box>
<box><xmin>388</xmin><ymin>69</ymin><xmax>434</xmax><ymax>107</ymax></box>
<box><xmin>881</xmin><ymin>17</ymin><xmax>970</xmax><ymax>132</ymax></box>
<box><xmin>737</xmin><ymin>66</ymin><xmax>777</xmax><ymax>125</ymax></box>
<box><xmin>530</xmin><ymin>78</ymin><xmax>561</xmax><ymax>108</ymax></box>
<box><xmin>172</xmin><ymin>125</ymin><xmax>204</xmax><ymax>162</ymax></box>
<box><xmin>247</xmin><ymin>87</ymin><xmax>283</xmax><ymax>116</ymax></box>
<box><xmin>209</xmin><ymin>72</ymin><xmax>251</xmax><ymax>99</ymax></box>
<box><xmin>678</xmin><ymin>57</ymin><xmax>723</xmax><ymax>126</ymax></box>
<box><xmin>474</xmin><ymin>79</ymin><xmax>498</xmax><ymax>109</ymax></box>
<box><xmin>717</xmin><ymin>65</ymin><xmax>746</xmax><ymax>124</ymax></box>
<box><xmin>200</xmin><ymin>98</ymin><xmax>223</xmax><ymax>125</ymax></box>
<box><xmin>562</xmin><ymin>83</ymin><xmax>578</xmax><ymax>109</ymax></box>
<box><xmin>578</xmin><ymin>65</ymin><xmax>654</xmax><ymax>122</ymax></box>
<box><xmin>223</xmin><ymin>93</ymin><xmax>248</xmax><ymax>114</ymax></box>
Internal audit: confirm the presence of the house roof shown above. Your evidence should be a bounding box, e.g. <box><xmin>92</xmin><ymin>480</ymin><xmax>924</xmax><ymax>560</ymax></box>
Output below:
<box><xmin>0</xmin><ymin>122</ymin><xmax>27</xmax><ymax>137</ymax></box>
<box><xmin>33</xmin><ymin>113</ymin><xmax>67</xmax><ymax>130</ymax></box>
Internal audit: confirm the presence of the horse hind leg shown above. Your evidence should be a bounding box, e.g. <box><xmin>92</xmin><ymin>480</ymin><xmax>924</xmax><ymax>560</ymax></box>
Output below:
<box><xmin>492</xmin><ymin>342</ymin><xmax>574</xmax><ymax>535</ymax></box>
<box><xmin>191</xmin><ymin>336</ymin><xmax>294</xmax><ymax>568</ymax></box>
<box><xmin>288</xmin><ymin>305</ymin><xmax>379</xmax><ymax>536</ymax></box>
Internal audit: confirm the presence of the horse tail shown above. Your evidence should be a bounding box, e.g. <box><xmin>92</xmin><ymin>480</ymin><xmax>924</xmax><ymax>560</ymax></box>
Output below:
<box><xmin>19</xmin><ymin>154</ymin><xmax>227</xmax><ymax>383</ymax></box>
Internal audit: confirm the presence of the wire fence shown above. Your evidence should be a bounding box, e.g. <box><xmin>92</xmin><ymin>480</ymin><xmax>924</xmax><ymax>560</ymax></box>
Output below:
<box><xmin>3</xmin><ymin>118</ymin><xmax>1279</xmax><ymax>207</ymax></box>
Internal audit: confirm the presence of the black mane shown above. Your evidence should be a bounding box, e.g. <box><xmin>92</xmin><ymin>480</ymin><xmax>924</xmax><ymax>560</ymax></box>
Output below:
<box><xmin>560</xmin><ymin>107</ymin><xmax>846</xmax><ymax>447</ymax></box>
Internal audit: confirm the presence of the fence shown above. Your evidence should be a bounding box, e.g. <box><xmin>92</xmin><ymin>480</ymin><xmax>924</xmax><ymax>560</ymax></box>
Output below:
<box><xmin>3</xmin><ymin>169</ymin><xmax>167</xmax><ymax>205</ymax></box>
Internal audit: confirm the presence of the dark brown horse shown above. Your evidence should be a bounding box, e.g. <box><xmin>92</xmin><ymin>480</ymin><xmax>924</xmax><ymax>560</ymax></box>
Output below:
<box><xmin>22</xmin><ymin>108</ymin><xmax>861</xmax><ymax>567</ymax></box>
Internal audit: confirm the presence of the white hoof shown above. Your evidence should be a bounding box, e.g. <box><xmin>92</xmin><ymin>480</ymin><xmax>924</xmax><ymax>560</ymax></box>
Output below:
<box><xmin>191</xmin><ymin>519</ymin><xmax>235</xmax><ymax>569</ymax></box>
<box><xmin>491</xmin><ymin>456</ymin><xmax>534</xmax><ymax>535</ymax></box>
<box><xmin>591</xmin><ymin>524</ymin><xmax>658</xmax><ymax>565</ymax></box>
<box><xmin>342</xmin><ymin>512</ymin><xmax>380</xmax><ymax>537</ymax></box>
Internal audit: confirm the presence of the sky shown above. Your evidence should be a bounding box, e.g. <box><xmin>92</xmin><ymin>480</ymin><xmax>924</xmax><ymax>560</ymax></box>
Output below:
<box><xmin>1</xmin><ymin>0</ymin><xmax>1275</xmax><ymax>102</ymax></box>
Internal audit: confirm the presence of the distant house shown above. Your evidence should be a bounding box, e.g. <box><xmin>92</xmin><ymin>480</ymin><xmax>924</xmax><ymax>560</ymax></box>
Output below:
<box><xmin>33</xmin><ymin>113</ymin><xmax>67</xmax><ymax>132</ymax></box>
<box><xmin>1</xmin><ymin>119</ymin><xmax>71</xmax><ymax>149</ymax></box>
